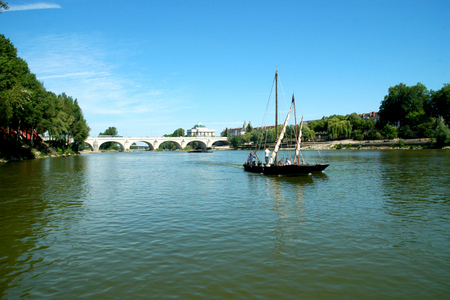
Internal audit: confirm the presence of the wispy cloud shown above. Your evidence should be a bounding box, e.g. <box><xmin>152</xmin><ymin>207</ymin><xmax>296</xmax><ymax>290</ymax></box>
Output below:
<box><xmin>8</xmin><ymin>2</ymin><xmax>61</xmax><ymax>11</ymax></box>
<box><xmin>21</xmin><ymin>33</ymin><xmax>191</xmax><ymax>136</ymax></box>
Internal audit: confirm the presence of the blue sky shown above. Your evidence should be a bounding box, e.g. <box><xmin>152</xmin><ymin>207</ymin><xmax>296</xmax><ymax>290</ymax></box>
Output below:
<box><xmin>1</xmin><ymin>0</ymin><xmax>449</xmax><ymax>137</ymax></box>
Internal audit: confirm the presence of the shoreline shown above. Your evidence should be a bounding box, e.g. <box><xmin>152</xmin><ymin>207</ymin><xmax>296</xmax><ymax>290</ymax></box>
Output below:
<box><xmin>1</xmin><ymin>138</ymin><xmax>448</xmax><ymax>163</ymax></box>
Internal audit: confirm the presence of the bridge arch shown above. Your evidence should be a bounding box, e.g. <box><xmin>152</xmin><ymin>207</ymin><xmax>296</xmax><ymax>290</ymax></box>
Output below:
<box><xmin>98</xmin><ymin>140</ymin><xmax>125</xmax><ymax>152</ymax></box>
<box><xmin>158</xmin><ymin>140</ymin><xmax>182</xmax><ymax>150</ymax></box>
<box><xmin>186</xmin><ymin>140</ymin><xmax>208</xmax><ymax>149</ymax></box>
<box><xmin>130</xmin><ymin>141</ymin><xmax>155</xmax><ymax>151</ymax></box>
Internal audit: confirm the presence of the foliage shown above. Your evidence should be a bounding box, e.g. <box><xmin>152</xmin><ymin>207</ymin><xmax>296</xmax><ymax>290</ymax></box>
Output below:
<box><xmin>428</xmin><ymin>84</ymin><xmax>450</xmax><ymax>124</ymax></box>
<box><xmin>164</xmin><ymin>128</ymin><xmax>185</xmax><ymax>137</ymax></box>
<box><xmin>365</xmin><ymin>129</ymin><xmax>382</xmax><ymax>140</ymax></box>
<box><xmin>250</xmin><ymin>130</ymin><xmax>263</xmax><ymax>148</ymax></box>
<box><xmin>378</xmin><ymin>83</ymin><xmax>430</xmax><ymax>129</ymax></box>
<box><xmin>417</xmin><ymin>121</ymin><xmax>434</xmax><ymax>138</ymax></box>
<box><xmin>160</xmin><ymin>141</ymin><xmax>177</xmax><ymax>150</ymax></box>
<box><xmin>98</xmin><ymin>127</ymin><xmax>119</xmax><ymax>150</ymax></box>
<box><xmin>100</xmin><ymin>126</ymin><xmax>118</xmax><ymax>136</ymax></box>
<box><xmin>0</xmin><ymin>1</ymin><xmax>9</xmax><ymax>13</ymax></box>
<box><xmin>221</xmin><ymin>128</ymin><xmax>228</xmax><ymax>137</ymax></box>
<box><xmin>228</xmin><ymin>135</ymin><xmax>241</xmax><ymax>149</ymax></box>
<box><xmin>398</xmin><ymin>125</ymin><xmax>414</xmax><ymax>139</ymax></box>
<box><xmin>308</xmin><ymin>118</ymin><xmax>327</xmax><ymax>133</ymax></box>
<box><xmin>0</xmin><ymin>35</ymin><xmax>89</xmax><ymax>157</ymax></box>
<box><xmin>302</xmin><ymin>125</ymin><xmax>315</xmax><ymax>140</ymax></box>
<box><xmin>434</xmin><ymin>121</ymin><xmax>450</xmax><ymax>147</ymax></box>
<box><xmin>327</xmin><ymin>117</ymin><xmax>352</xmax><ymax>139</ymax></box>
<box><xmin>381</xmin><ymin>124</ymin><xmax>398</xmax><ymax>139</ymax></box>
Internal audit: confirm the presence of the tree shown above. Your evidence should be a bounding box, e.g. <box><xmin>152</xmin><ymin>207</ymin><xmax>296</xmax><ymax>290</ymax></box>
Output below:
<box><xmin>100</xmin><ymin>126</ymin><xmax>118</xmax><ymax>136</ymax></box>
<box><xmin>435</xmin><ymin>121</ymin><xmax>450</xmax><ymax>147</ymax></box>
<box><xmin>164</xmin><ymin>128</ymin><xmax>184</xmax><ymax>137</ymax></box>
<box><xmin>70</xmin><ymin>99</ymin><xmax>90</xmax><ymax>151</ymax></box>
<box><xmin>0</xmin><ymin>34</ymin><xmax>90</xmax><ymax>157</ymax></box>
<box><xmin>250</xmin><ymin>130</ymin><xmax>263</xmax><ymax>148</ymax></box>
<box><xmin>0</xmin><ymin>1</ymin><xmax>9</xmax><ymax>13</ymax></box>
<box><xmin>379</xmin><ymin>83</ymin><xmax>430</xmax><ymax>129</ymax></box>
<box><xmin>428</xmin><ymin>84</ymin><xmax>450</xmax><ymax>124</ymax></box>
<box><xmin>301</xmin><ymin>125</ymin><xmax>315</xmax><ymax>140</ymax></box>
<box><xmin>228</xmin><ymin>135</ymin><xmax>241</xmax><ymax>149</ymax></box>
<box><xmin>221</xmin><ymin>128</ymin><xmax>228</xmax><ymax>137</ymax></box>
<box><xmin>381</xmin><ymin>124</ymin><xmax>398</xmax><ymax>139</ymax></box>
<box><xmin>98</xmin><ymin>126</ymin><xmax>118</xmax><ymax>150</ymax></box>
<box><xmin>327</xmin><ymin>117</ymin><xmax>352</xmax><ymax>139</ymax></box>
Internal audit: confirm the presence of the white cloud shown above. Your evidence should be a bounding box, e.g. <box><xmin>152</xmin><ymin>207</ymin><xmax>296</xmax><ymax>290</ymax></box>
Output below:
<box><xmin>8</xmin><ymin>3</ymin><xmax>61</xmax><ymax>11</ymax></box>
<box><xmin>21</xmin><ymin>33</ymin><xmax>192</xmax><ymax>136</ymax></box>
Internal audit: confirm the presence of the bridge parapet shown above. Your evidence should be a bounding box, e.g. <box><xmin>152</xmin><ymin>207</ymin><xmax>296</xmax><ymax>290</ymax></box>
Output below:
<box><xmin>84</xmin><ymin>136</ymin><xmax>228</xmax><ymax>152</ymax></box>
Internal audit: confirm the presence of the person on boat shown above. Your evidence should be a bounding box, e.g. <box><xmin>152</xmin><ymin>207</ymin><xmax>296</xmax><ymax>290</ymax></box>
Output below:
<box><xmin>285</xmin><ymin>158</ymin><xmax>291</xmax><ymax>165</ymax></box>
<box><xmin>264</xmin><ymin>148</ymin><xmax>270</xmax><ymax>165</ymax></box>
<box><xmin>247</xmin><ymin>152</ymin><xmax>256</xmax><ymax>165</ymax></box>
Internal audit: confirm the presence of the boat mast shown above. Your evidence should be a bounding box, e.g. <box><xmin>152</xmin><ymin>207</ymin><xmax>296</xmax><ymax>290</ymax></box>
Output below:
<box><xmin>275</xmin><ymin>70</ymin><xmax>278</xmax><ymax>165</ymax></box>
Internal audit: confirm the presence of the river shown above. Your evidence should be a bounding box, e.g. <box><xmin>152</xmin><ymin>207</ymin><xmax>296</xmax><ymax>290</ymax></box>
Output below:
<box><xmin>0</xmin><ymin>150</ymin><xmax>449</xmax><ymax>299</ymax></box>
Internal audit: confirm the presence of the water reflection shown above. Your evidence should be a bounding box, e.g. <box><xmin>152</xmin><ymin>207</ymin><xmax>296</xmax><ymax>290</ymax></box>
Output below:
<box><xmin>0</xmin><ymin>157</ymin><xmax>89</xmax><ymax>298</ymax></box>
<box><xmin>379</xmin><ymin>150</ymin><xmax>450</xmax><ymax>220</ymax></box>
<box><xmin>251</xmin><ymin>173</ymin><xmax>328</xmax><ymax>281</ymax></box>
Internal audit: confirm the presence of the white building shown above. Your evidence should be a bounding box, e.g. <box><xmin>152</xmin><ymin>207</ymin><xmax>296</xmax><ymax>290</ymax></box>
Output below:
<box><xmin>187</xmin><ymin>122</ymin><xmax>215</xmax><ymax>137</ymax></box>
<box><xmin>227</xmin><ymin>121</ymin><xmax>251</xmax><ymax>136</ymax></box>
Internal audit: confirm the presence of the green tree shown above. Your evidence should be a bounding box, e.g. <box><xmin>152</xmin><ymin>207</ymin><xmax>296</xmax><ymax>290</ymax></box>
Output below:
<box><xmin>250</xmin><ymin>130</ymin><xmax>263</xmax><ymax>148</ymax></box>
<box><xmin>308</xmin><ymin>118</ymin><xmax>327</xmax><ymax>133</ymax></box>
<box><xmin>0</xmin><ymin>1</ymin><xmax>9</xmax><ymax>13</ymax></box>
<box><xmin>434</xmin><ymin>121</ymin><xmax>450</xmax><ymax>147</ymax></box>
<box><xmin>398</xmin><ymin>125</ymin><xmax>414</xmax><ymax>139</ymax></box>
<box><xmin>70</xmin><ymin>100</ymin><xmax>90</xmax><ymax>151</ymax></box>
<box><xmin>327</xmin><ymin>117</ymin><xmax>352</xmax><ymax>139</ymax></box>
<box><xmin>379</xmin><ymin>83</ymin><xmax>430</xmax><ymax>129</ymax></box>
<box><xmin>381</xmin><ymin>124</ymin><xmax>398</xmax><ymax>139</ymax></box>
<box><xmin>301</xmin><ymin>125</ymin><xmax>315</xmax><ymax>140</ymax></box>
<box><xmin>99</xmin><ymin>126</ymin><xmax>118</xmax><ymax>150</ymax></box>
<box><xmin>100</xmin><ymin>126</ymin><xmax>118</xmax><ymax>136</ymax></box>
<box><xmin>428</xmin><ymin>84</ymin><xmax>450</xmax><ymax>124</ymax></box>
<box><xmin>164</xmin><ymin>128</ymin><xmax>185</xmax><ymax>137</ymax></box>
<box><xmin>221</xmin><ymin>128</ymin><xmax>228</xmax><ymax>137</ymax></box>
<box><xmin>228</xmin><ymin>135</ymin><xmax>241</xmax><ymax>149</ymax></box>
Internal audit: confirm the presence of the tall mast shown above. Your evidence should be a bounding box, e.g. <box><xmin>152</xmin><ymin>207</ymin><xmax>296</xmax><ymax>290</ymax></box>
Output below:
<box><xmin>275</xmin><ymin>70</ymin><xmax>278</xmax><ymax>165</ymax></box>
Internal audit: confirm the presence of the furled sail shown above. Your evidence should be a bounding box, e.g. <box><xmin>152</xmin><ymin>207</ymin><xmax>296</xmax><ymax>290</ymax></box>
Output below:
<box><xmin>294</xmin><ymin>116</ymin><xmax>304</xmax><ymax>163</ymax></box>
<box><xmin>268</xmin><ymin>102</ymin><xmax>293</xmax><ymax>165</ymax></box>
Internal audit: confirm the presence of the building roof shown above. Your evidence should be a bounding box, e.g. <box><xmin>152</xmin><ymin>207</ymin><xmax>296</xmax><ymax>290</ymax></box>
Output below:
<box><xmin>193</xmin><ymin>122</ymin><xmax>206</xmax><ymax>128</ymax></box>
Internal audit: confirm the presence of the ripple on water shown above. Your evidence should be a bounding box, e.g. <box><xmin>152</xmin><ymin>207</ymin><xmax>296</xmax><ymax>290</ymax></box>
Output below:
<box><xmin>0</xmin><ymin>150</ymin><xmax>449</xmax><ymax>299</ymax></box>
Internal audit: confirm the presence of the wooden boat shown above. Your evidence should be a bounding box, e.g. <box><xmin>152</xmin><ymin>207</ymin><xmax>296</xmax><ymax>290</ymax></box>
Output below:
<box><xmin>243</xmin><ymin>70</ymin><xmax>329</xmax><ymax>176</ymax></box>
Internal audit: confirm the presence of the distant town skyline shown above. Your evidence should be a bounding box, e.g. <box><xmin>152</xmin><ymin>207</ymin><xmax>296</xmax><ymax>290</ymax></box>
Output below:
<box><xmin>1</xmin><ymin>0</ymin><xmax>448</xmax><ymax>137</ymax></box>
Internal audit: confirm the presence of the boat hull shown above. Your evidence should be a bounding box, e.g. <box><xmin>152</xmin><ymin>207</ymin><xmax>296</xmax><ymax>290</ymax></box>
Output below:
<box><xmin>243</xmin><ymin>163</ymin><xmax>329</xmax><ymax>176</ymax></box>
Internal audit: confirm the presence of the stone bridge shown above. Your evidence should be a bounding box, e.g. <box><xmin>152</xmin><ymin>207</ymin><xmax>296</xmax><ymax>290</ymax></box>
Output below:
<box><xmin>84</xmin><ymin>136</ymin><xmax>228</xmax><ymax>152</ymax></box>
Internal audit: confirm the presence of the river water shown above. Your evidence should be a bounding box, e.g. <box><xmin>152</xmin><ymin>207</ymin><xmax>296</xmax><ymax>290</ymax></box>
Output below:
<box><xmin>0</xmin><ymin>150</ymin><xmax>449</xmax><ymax>299</ymax></box>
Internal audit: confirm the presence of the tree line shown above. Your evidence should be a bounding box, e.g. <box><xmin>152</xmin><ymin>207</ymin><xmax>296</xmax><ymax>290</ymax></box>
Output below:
<box><xmin>224</xmin><ymin>82</ymin><xmax>450</xmax><ymax>148</ymax></box>
<box><xmin>0</xmin><ymin>34</ymin><xmax>90</xmax><ymax>157</ymax></box>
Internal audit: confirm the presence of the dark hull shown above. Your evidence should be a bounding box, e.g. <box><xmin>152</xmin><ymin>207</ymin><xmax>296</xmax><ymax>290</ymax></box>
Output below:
<box><xmin>243</xmin><ymin>163</ymin><xmax>329</xmax><ymax>176</ymax></box>
<box><xmin>188</xmin><ymin>148</ymin><xmax>213</xmax><ymax>153</ymax></box>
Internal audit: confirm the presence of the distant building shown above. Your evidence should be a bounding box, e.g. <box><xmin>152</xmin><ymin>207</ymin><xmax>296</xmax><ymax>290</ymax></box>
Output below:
<box><xmin>226</xmin><ymin>121</ymin><xmax>252</xmax><ymax>136</ymax></box>
<box><xmin>359</xmin><ymin>112</ymin><xmax>379</xmax><ymax>122</ymax></box>
<box><xmin>187</xmin><ymin>122</ymin><xmax>215</xmax><ymax>137</ymax></box>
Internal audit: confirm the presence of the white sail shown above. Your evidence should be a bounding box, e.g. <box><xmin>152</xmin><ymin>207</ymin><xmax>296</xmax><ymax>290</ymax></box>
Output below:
<box><xmin>268</xmin><ymin>105</ymin><xmax>292</xmax><ymax>165</ymax></box>
<box><xmin>295</xmin><ymin>116</ymin><xmax>303</xmax><ymax>163</ymax></box>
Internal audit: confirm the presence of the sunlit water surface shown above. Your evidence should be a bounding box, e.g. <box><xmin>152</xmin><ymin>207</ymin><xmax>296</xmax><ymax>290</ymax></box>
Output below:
<box><xmin>1</xmin><ymin>150</ymin><xmax>449</xmax><ymax>299</ymax></box>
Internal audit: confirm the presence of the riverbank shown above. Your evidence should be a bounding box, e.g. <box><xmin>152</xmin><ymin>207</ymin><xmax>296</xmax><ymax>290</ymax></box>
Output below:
<box><xmin>0</xmin><ymin>141</ymin><xmax>77</xmax><ymax>163</ymax></box>
<box><xmin>301</xmin><ymin>138</ymin><xmax>437</xmax><ymax>150</ymax></box>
